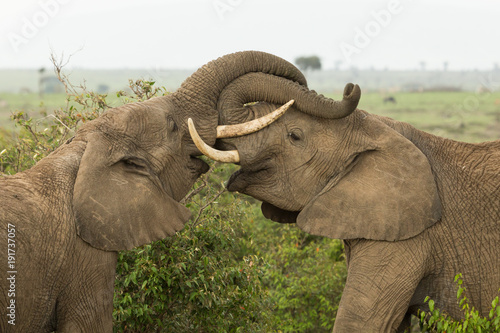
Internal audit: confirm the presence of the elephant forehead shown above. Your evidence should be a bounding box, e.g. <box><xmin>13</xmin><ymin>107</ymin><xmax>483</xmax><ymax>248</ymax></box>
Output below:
<box><xmin>103</xmin><ymin>103</ymin><xmax>171</xmax><ymax>141</ymax></box>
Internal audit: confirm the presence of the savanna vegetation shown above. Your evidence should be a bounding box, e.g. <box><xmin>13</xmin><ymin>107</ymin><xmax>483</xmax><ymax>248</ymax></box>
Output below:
<box><xmin>0</xmin><ymin>67</ymin><xmax>499</xmax><ymax>332</ymax></box>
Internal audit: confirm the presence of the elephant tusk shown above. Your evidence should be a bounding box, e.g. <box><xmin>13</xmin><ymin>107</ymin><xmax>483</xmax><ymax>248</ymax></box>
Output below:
<box><xmin>216</xmin><ymin>100</ymin><xmax>294</xmax><ymax>138</ymax></box>
<box><xmin>188</xmin><ymin>118</ymin><xmax>240</xmax><ymax>163</ymax></box>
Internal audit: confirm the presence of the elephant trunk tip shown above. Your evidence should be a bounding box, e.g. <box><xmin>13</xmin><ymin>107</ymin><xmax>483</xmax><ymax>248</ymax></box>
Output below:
<box><xmin>344</xmin><ymin>83</ymin><xmax>361</xmax><ymax>103</ymax></box>
<box><xmin>337</xmin><ymin>83</ymin><xmax>361</xmax><ymax>118</ymax></box>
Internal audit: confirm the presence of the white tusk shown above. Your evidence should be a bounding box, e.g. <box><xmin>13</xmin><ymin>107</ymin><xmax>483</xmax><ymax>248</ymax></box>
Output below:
<box><xmin>216</xmin><ymin>100</ymin><xmax>294</xmax><ymax>138</ymax></box>
<box><xmin>188</xmin><ymin>118</ymin><xmax>240</xmax><ymax>163</ymax></box>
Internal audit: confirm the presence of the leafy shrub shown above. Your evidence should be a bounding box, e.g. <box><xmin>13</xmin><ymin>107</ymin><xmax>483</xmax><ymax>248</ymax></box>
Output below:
<box><xmin>113</xmin><ymin>172</ymin><xmax>273</xmax><ymax>332</ymax></box>
<box><xmin>419</xmin><ymin>274</ymin><xmax>500</xmax><ymax>332</ymax></box>
<box><xmin>238</xmin><ymin>204</ymin><xmax>347</xmax><ymax>332</ymax></box>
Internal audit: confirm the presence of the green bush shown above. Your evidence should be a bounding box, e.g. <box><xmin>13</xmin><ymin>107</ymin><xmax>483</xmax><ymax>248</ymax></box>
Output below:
<box><xmin>237</xmin><ymin>202</ymin><xmax>347</xmax><ymax>332</ymax></box>
<box><xmin>265</xmin><ymin>233</ymin><xmax>346</xmax><ymax>332</ymax></box>
<box><xmin>419</xmin><ymin>274</ymin><xmax>500</xmax><ymax>332</ymax></box>
<box><xmin>113</xmin><ymin>172</ymin><xmax>273</xmax><ymax>332</ymax></box>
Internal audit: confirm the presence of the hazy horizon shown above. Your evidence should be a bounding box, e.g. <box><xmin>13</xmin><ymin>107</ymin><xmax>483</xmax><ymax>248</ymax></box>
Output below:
<box><xmin>1</xmin><ymin>0</ymin><xmax>499</xmax><ymax>72</ymax></box>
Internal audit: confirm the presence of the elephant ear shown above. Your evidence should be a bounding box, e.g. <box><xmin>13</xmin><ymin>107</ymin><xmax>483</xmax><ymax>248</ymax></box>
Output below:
<box><xmin>296</xmin><ymin>118</ymin><xmax>442</xmax><ymax>241</ymax></box>
<box><xmin>73</xmin><ymin>132</ymin><xmax>192</xmax><ymax>251</ymax></box>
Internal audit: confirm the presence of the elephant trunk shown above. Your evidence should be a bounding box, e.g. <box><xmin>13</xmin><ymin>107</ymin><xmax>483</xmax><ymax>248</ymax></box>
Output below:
<box><xmin>176</xmin><ymin>51</ymin><xmax>307</xmax><ymax>109</ymax></box>
<box><xmin>172</xmin><ymin>51</ymin><xmax>307</xmax><ymax>146</ymax></box>
<box><xmin>217</xmin><ymin>72</ymin><xmax>361</xmax><ymax>121</ymax></box>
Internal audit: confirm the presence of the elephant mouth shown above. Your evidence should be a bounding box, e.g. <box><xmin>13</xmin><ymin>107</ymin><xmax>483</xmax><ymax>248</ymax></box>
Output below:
<box><xmin>217</xmin><ymin>140</ymin><xmax>276</xmax><ymax>194</ymax></box>
<box><xmin>189</xmin><ymin>156</ymin><xmax>210</xmax><ymax>176</ymax></box>
<box><xmin>226</xmin><ymin>168</ymin><xmax>249</xmax><ymax>192</ymax></box>
<box><xmin>226</xmin><ymin>163</ymin><xmax>272</xmax><ymax>194</ymax></box>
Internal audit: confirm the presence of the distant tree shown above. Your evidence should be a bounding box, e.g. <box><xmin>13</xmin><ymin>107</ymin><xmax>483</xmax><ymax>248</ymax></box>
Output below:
<box><xmin>38</xmin><ymin>67</ymin><xmax>46</xmax><ymax>97</ymax></box>
<box><xmin>419</xmin><ymin>61</ymin><xmax>426</xmax><ymax>71</ymax></box>
<box><xmin>97</xmin><ymin>84</ymin><xmax>110</xmax><ymax>94</ymax></box>
<box><xmin>40</xmin><ymin>76</ymin><xmax>64</xmax><ymax>94</ymax></box>
<box><xmin>295</xmin><ymin>55</ymin><xmax>322</xmax><ymax>71</ymax></box>
<box><xmin>443</xmin><ymin>61</ymin><xmax>449</xmax><ymax>72</ymax></box>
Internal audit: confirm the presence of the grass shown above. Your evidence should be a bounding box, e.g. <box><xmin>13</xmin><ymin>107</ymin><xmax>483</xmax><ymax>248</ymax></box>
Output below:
<box><xmin>0</xmin><ymin>92</ymin><xmax>125</xmax><ymax>131</ymax></box>
<box><xmin>348</xmin><ymin>91</ymin><xmax>500</xmax><ymax>142</ymax></box>
<box><xmin>0</xmin><ymin>93</ymin><xmax>64</xmax><ymax>128</ymax></box>
<box><xmin>1</xmin><ymin>91</ymin><xmax>499</xmax><ymax>143</ymax></box>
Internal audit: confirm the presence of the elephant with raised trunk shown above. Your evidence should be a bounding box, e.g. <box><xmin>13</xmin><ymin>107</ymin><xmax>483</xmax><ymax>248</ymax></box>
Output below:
<box><xmin>0</xmin><ymin>51</ymin><xmax>297</xmax><ymax>332</ymax></box>
<box><xmin>189</xmin><ymin>52</ymin><xmax>500</xmax><ymax>332</ymax></box>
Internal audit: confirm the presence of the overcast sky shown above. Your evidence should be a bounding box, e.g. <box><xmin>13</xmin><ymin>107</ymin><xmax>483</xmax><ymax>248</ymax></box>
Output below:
<box><xmin>1</xmin><ymin>0</ymin><xmax>499</xmax><ymax>71</ymax></box>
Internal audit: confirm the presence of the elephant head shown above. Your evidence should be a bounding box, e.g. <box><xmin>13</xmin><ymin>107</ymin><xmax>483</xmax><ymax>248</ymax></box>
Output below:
<box><xmin>71</xmin><ymin>51</ymin><xmax>305</xmax><ymax>251</ymax></box>
<box><xmin>190</xmin><ymin>69</ymin><xmax>442</xmax><ymax>241</ymax></box>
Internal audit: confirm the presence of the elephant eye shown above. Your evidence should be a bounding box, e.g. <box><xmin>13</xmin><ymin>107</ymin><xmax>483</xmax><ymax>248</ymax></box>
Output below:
<box><xmin>121</xmin><ymin>157</ymin><xmax>148</xmax><ymax>172</ymax></box>
<box><xmin>287</xmin><ymin>128</ymin><xmax>305</xmax><ymax>146</ymax></box>
<box><xmin>288</xmin><ymin>129</ymin><xmax>304</xmax><ymax>142</ymax></box>
<box><xmin>166</xmin><ymin>115</ymin><xmax>178</xmax><ymax>132</ymax></box>
<box><xmin>289</xmin><ymin>132</ymin><xmax>301</xmax><ymax>141</ymax></box>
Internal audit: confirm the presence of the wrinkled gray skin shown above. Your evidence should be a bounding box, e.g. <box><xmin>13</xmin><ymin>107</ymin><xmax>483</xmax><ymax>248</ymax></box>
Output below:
<box><xmin>0</xmin><ymin>51</ymin><xmax>305</xmax><ymax>332</ymax></box>
<box><xmin>214</xmin><ymin>57</ymin><xmax>500</xmax><ymax>332</ymax></box>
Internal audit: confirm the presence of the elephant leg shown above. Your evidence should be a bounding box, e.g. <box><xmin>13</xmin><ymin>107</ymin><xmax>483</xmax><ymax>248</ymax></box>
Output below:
<box><xmin>333</xmin><ymin>239</ymin><xmax>427</xmax><ymax>333</ymax></box>
<box><xmin>56</xmin><ymin>249</ymin><xmax>117</xmax><ymax>332</ymax></box>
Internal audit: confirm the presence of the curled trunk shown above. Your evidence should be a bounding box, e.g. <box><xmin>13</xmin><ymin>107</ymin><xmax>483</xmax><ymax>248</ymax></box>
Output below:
<box><xmin>173</xmin><ymin>51</ymin><xmax>307</xmax><ymax>146</ymax></box>
<box><xmin>177</xmin><ymin>51</ymin><xmax>307</xmax><ymax>108</ymax></box>
<box><xmin>217</xmin><ymin>72</ymin><xmax>360</xmax><ymax>123</ymax></box>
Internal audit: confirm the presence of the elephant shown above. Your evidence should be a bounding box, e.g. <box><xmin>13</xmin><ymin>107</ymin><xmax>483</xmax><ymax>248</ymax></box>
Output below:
<box><xmin>0</xmin><ymin>51</ymin><xmax>300</xmax><ymax>332</ymax></box>
<box><xmin>188</xmin><ymin>53</ymin><xmax>500</xmax><ymax>332</ymax></box>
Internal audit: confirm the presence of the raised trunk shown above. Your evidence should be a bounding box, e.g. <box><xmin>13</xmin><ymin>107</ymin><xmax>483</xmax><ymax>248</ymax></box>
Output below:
<box><xmin>172</xmin><ymin>51</ymin><xmax>307</xmax><ymax>145</ymax></box>
<box><xmin>176</xmin><ymin>51</ymin><xmax>307</xmax><ymax>109</ymax></box>
<box><xmin>217</xmin><ymin>72</ymin><xmax>360</xmax><ymax>125</ymax></box>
